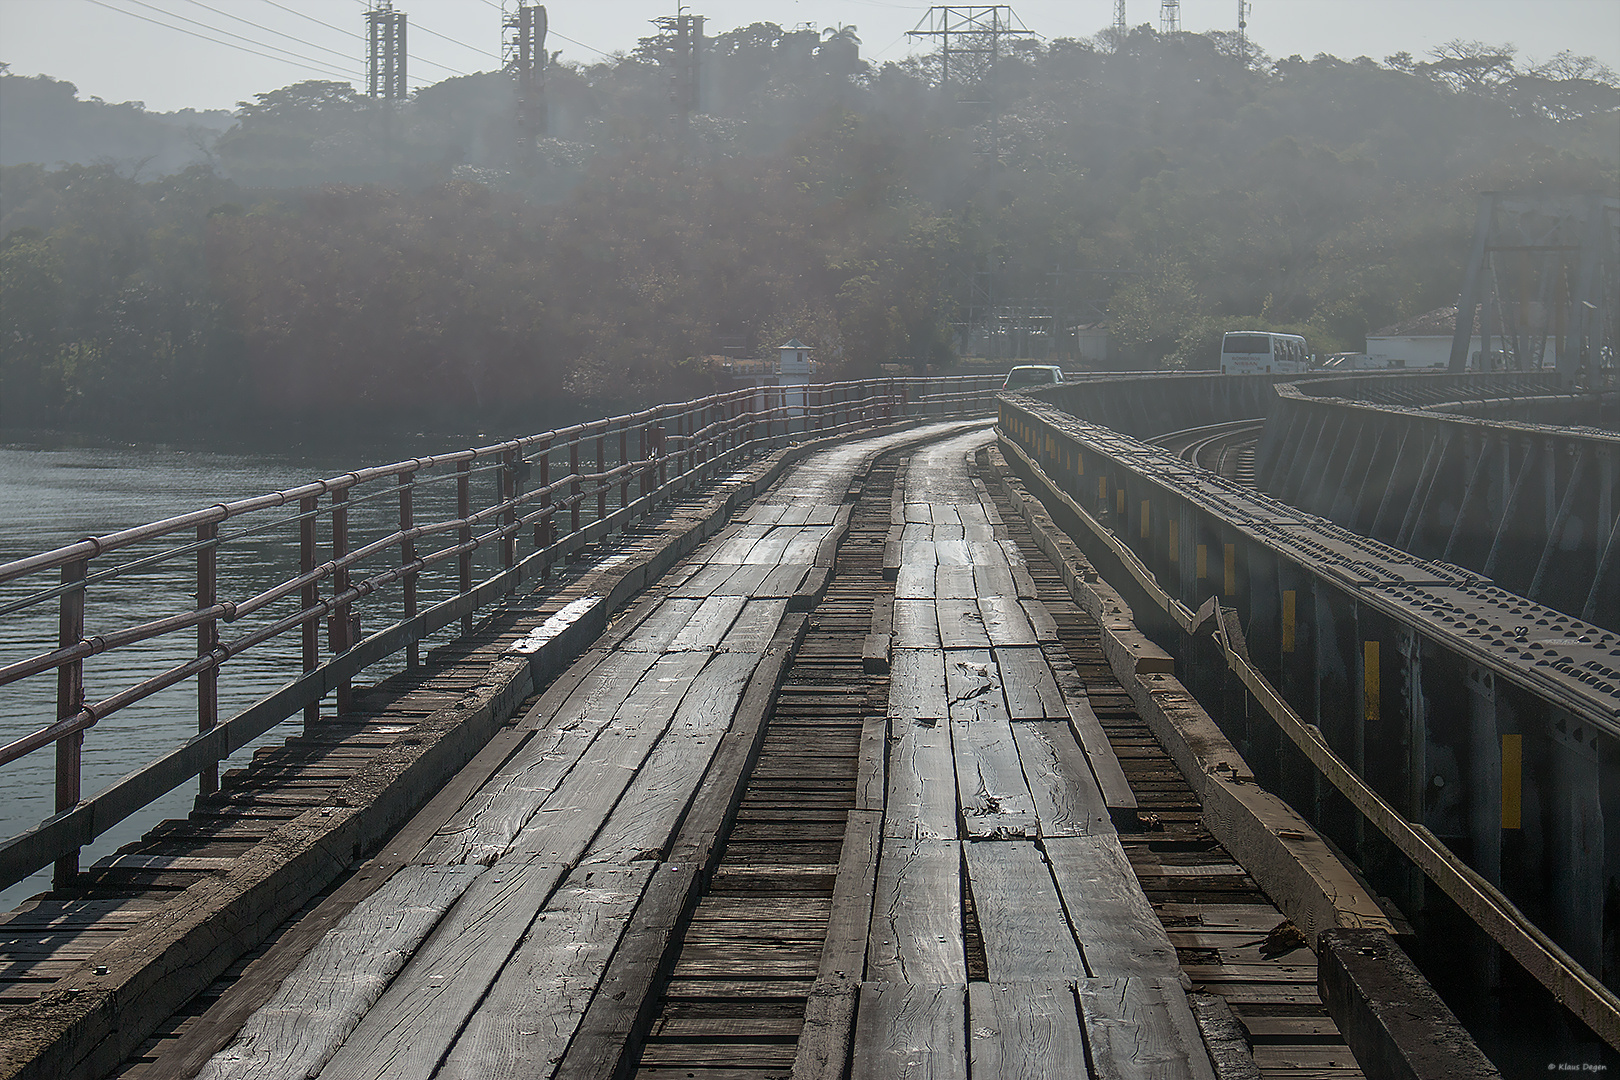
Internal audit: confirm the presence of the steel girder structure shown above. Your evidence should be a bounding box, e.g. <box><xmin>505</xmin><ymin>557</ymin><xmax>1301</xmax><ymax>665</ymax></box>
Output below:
<box><xmin>1449</xmin><ymin>193</ymin><xmax>1620</xmax><ymax>385</ymax></box>
<box><xmin>1000</xmin><ymin>391</ymin><xmax>1620</xmax><ymax>1044</ymax></box>
<box><xmin>1255</xmin><ymin>374</ymin><xmax>1620</xmax><ymax>631</ymax></box>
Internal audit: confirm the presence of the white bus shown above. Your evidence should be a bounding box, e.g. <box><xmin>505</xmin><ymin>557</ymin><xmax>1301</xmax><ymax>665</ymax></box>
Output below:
<box><xmin>1220</xmin><ymin>332</ymin><xmax>1309</xmax><ymax>375</ymax></box>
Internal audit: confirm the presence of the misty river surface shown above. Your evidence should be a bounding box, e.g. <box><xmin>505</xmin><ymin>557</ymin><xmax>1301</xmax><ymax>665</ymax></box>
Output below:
<box><xmin>0</xmin><ymin>432</ymin><xmax>488</xmax><ymax>911</ymax></box>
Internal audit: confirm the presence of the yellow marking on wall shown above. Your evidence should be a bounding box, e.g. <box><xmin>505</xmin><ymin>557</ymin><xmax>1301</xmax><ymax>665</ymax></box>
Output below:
<box><xmin>1196</xmin><ymin>544</ymin><xmax>1208</xmax><ymax>579</ymax></box>
<box><xmin>1224</xmin><ymin>543</ymin><xmax>1236</xmax><ymax>596</ymax></box>
<box><xmin>1076</xmin><ymin>450</ymin><xmax>1084</xmax><ymax>475</ymax></box>
<box><xmin>1364</xmin><ymin>641</ymin><xmax>1380</xmax><ymax>724</ymax></box>
<box><xmin>1169</xmin><ymin>518</ymin><xmax>1179</xmax><ymax>562</ymax></box>
<box><xmin>1116</xmin><ymin>488</ymin><xmax>1126</xmax><ymax>515</ymax></box>
<box><xmin>1281</xmin><ymin>590</ymin><xmax>1296</xmax><ymax>653</ymax></box>
<box><xmin>1502</xmin><ymin>734</ymin><xmax>1522</xmax><ymax>829</ymax></box>
<box><xmin>1141</xmin><ymin>501</ymin><xmax>1151</xmax><ymax>539</ymax></box>
<box><xmin>1099</xmin><ymin>476</ymin><xmax>1108</xmax><ymax>502</ymax></box>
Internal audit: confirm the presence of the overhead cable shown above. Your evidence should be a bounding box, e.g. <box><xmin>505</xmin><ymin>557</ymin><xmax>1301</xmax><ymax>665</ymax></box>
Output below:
<box><xmin>82</xmin><ymin>0</ymin><xmax>362</xmax><ymax>81</ymax></box>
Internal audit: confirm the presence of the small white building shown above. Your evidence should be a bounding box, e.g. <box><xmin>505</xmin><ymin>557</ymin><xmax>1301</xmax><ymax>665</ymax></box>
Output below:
<box><xmin>777</xmin><ymin>339</ymin><xmax>814</xmax><ymax>416</ymax></box>
<box><xmin>1366</xmin><ymin>307</ymin><xmax>1552</xmax><ymax>370</ymax></box>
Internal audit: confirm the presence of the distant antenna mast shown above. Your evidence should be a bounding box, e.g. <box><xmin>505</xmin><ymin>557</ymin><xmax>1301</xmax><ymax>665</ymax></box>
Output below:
<box><xmin>504</xmin><ymin>4</ymin><xmax>548</xmax><ymax>147</ymax></box>
<box><xmin>366</xmin><ymin>1</ymin><xmax>408</xmax><ymax>99</ymax></box>
<box><xmin>1237</xmin><ymin>0</ymin><xmax>1251</xmax><ymax>65</ymax></box>
<box><xmin>1159</xmin><ymin>0</ymin><xmax>1180</xmax><ymax>34</ymax></box>
<box><xmin>652</xmin><ymin>6</ymin><xmax>704</xmax><ymax>136</ymax></box>
<box><xmin>1114</xmin><ymin>0</ymin><xmax>1126</xmax><ymax>36</ymax></box>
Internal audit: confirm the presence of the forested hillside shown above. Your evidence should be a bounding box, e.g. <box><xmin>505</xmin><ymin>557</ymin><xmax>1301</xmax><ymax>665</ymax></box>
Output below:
<box><xmin>2</xmin><ymin>25</ymin><xmax>1616</xmax><ymax>433</ymax></box>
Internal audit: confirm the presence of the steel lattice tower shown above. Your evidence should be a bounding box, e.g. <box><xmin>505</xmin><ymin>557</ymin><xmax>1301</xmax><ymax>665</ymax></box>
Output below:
<box><xmin>1114</xmin><ymin>0</ymin><xmax>1127</xmax><ymax>36</ymax></box>
<box><xmin>504</xmin><ymin>4</ymin><xmax>548</xmax><ymax>144</ymax></box>
<box><xmin>1160</xmin><ymin>0</ymin><xmax>1180</xmax><ymax>34</ymax></box>
<box><xmin>366</xmin><ymin>1</ymin><xmax>408</xmax><ymax>99</ymax></box>
<box><xmin>653</xmin><ymin>10</ymin><xmax>704</xmax><ymax>135</ymax></box>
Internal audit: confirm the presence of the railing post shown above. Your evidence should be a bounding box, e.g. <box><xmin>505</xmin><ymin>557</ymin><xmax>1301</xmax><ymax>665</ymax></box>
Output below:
<box><xmin>657</xmin><ymin>420</ymin><xmax>668</xmax><ymax>489</ymax></box>
<box><xmin>639</xmin><ymin>422</ymin><xmax>651</xmax><ymax>501</ymax></box>
<box><xmin>197</xmin><ymin>522</ymin><xmax>219</xmax><ymax>795</ymax></box>
<box><xmin>399</xmin><ymin>471</ymin><xmax>418</xmax><ymax>669</ymax></box>
<box><xmin>501</xmin><ymin>447</ymin><xmax>518</xmax><ymax>573</ymax></box>
<box><xmin>620</xmin><ymin>424</ymin><xmax>630</xmax><ymax>513</ymax></box>
<box><xmin>569</xmin><ymin>438</ymin><xmax>582</xmax><ymax>536</ymax></box>
<box><xmin>538</xmin><ymin>443</ymin><xmax>553</xmax><ymax>580</ymax></box>
<box><xmin>55</xmin><ymin>558</ymin><xmax>86</xmax><ymax>887</ymax></box>
<box><xmin>330</xmin><ymin>487</ymin><xmax>351</xmax><ymax>715</ymax></box>
<box><xmin>596</xmin><ymin>430</ymin><xmax>608</xmax><ymax>523</ymax></box>
<box><xmin>458</xmin><ymin>460</ymin><xmax>473</xmax><ymax>636</ymax></box>
<box><xmin>301</xmin><ymin>495</ymin><xmax>320</xmax><ymax>725</ymax></box>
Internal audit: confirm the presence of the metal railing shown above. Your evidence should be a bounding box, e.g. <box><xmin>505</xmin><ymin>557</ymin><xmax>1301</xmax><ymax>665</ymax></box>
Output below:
<box><xmin>998</xmin><ymin>392</ymin><xmax>1620</xmax><ymax>1046</ymax></box>
<box><xmin>0</xmin><ymin>374</ymin><xmax>1003</xmax><ymax>890</ymax></box>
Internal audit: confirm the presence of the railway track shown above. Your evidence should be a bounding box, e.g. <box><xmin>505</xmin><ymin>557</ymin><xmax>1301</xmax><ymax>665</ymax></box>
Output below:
<box><xmin>1153</xmin><ymin>420</ymin><xmax>1265</xmax><ymax>486</ymax></box>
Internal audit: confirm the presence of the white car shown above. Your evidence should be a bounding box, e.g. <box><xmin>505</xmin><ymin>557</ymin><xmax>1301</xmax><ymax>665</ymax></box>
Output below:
<box><xmin>1001</xmin><ymin>365</ymin><xmax>1065</xmax><ymax>390</ymax></box>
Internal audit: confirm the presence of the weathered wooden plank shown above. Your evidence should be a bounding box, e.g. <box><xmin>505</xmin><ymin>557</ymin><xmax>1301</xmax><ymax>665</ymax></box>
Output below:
<box><xmin>932</xmin><ymin>538</ymin><xmax>971</xmax><ymax>566</ymax></box>
<box><xmin>943</xmin><ymin>651</ymin><xmax>1005</xmax><ymax>724</ymax></box>
<box><xmin>1045</xmin><ymin>837</ymin><xmax>1183</xmax><ymax>979</ymax></box>
<box><xmin>435</xmin><ymin>862</ymin><xmax>654</xmax><ymax>1080</ymax></box>
<box><xmin>1018</xmin><ymin>598</ymin><xmax>1062</xmax><ymax>643</ymax></box>
<box><xmin>1076</xmin><ymin>976</ymin><xmax>1219</xmax><ymax>1080</ymax></box>
<box><xmin>616</xmin><ymin>598</ymin><xmax>705</xmax><ymax>651</ymax></box>
<box><xmin>968</xmin><ymin>982</ymin><xmax>1093</xmax><ymax>1080</ymax></box>
<box><xmin>710</xmin><ymin>524</ymin><xmax>772</xmax><ymax>563</ymax></box>
<box><xmin>747</xmin><ymin>524</ymin><xmax>808</xmax><ymax>564</ymax></box>
<box><xmin>979</xmin><ymin>596</ymin><xmax>1041</xmax><ymax>649</ymax></box>
<box><xmin>757</xmin><ymin>562</ymin><xmax>813</xmax><ymax>598</ymax></box>
<box><xmin>885</xmin><ymin>714</ymin><xmax>956</xmax><ymax>842</ymax></box>
<box><xmin>962</xmin><ymin>842</ymin><xmax>1084</xmax><ymax>981</ymax></box>
<box><xmin>718</xmin><ymin>598</ymin><xmax>790</xmax><ymax>654</ymax></box>
<box><xmin>583</xmin><ymin>653</ymin><xmax>758</xmax><ymax>863</ymax></box>
<box><xmin>150</xmin><ymin>717</ymin><xmax>541</xmax><ymax>1079</ymax></box>
<box><xmin>971</xmin><ymin>562</ymin><xmax>1018</xmax><ymax>601</ymax></box>
<box><xmin>854</xmin><ymin>713</ymin><xmax>888</xmax><ymax>812</ymax></box>
<box><xmin>894</xmin><ymin>561</ymin><xmax>933</xmax><ymax>601</ymax></box>
<box><xmin>904</xmin><ymin>504</ymin><xmax>933</xmax><ymax>525</ymax></box>
<box><xmin>888</xmin><ymin>648</ymin><xmax>948</xmax><ymax>723</ymax></box>
<box><xmin>892</xmin><ymin>600</ymin><xmax>942</xmax><ymax>650</ymax></box>
<box><xmin>899</xmin><ymin>537</ymin><xmax>938</xmax><ymax>567</ymax></box>
<box><xmin>851</xmin><ymin>983</ymin><xmax>967</xmax><ymax>1080</ymax></box>
<box><xmin>552</xmin><ymin>615</ymin><xmax>808</xmax><ymax>1080</ymax></box>
<box><xmin>673</xmin><ymin>562</ymin><xmax>744</xmax><ymax>598</ymax></box>
<box><xmin>867</xmin><ymin>840</ymin><xmax>965</xmax><ymax>984</ymax></box>
<box><xmin>792</xmin><ymin>977</ymin><xmax>860</xmax><ymax>1080</ymax></box>
<box><xmin>993</xmin><ymin>646</ymin><xmax>1064</xmax><ymax>719</ymax></box>
<box><xmin>935</xmin><ymin>599</ymin><xmax>991</xmax><ymax>650</ymax></box>
<box><xmin>313</xmin><ymin>854</ymin><xmax>567</xmax><ymax>1080</ymax></box>
<box><xmin>499</xmin><ymin>652</ymin><xmax>709</xmax><ymax>866</ymax></box>
<box><xmin>932</xmin><ymin>567</ymin><xmax>977</xmax><ymax>601</ymax></box>
<box><xmin>818</xmin><ymin>809</ymin><xmax>881</xmax><ymax>982</ymax></box>
<box><xmin>952</xmin><ymin>715</ymin><xmax>1037</xmax><ymax>839</ymax></box>
<box><xmin>1010</xmin><ymin>721</ymin><xmax>1112</xmax><ymax>839</ymax></box>
<box><xmin>668</xmin><ymin>594</ymin><xmax>748</xmax><ymax>651</ymax></box>
<box><xmin>1066</xmin><ymin>698</ymin><xmax>1139</xmax><ymax>826</ymax></box>
<box><xmin>196</xmin><ymin>864</ymin><xmax>484</xmax><ymax>1080</ymax></box>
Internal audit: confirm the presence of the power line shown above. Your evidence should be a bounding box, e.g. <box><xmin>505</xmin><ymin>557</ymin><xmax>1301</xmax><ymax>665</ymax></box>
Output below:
<box><xmin>83</xmin><ymin>0</ymin><xmax>362</xmax><ymax>81</ymax></box>
<box><xmin>177</xmin><ymin>0</ymin><xmax>360</xmax><ymax>65</ymax></box>
<box><xmin>410</xmin><ymin>20</ymin><xmax>500</xmax><ymax>61</ymax></box>
<box><xmin>116</xmin><ymin>0</ymin><xmax>367</xmax><ymax>76</ymax></box>
<box><xmin>255</xmin><ymin>0</ymin><xmax>362</xmax><ymax>41</ymax></box>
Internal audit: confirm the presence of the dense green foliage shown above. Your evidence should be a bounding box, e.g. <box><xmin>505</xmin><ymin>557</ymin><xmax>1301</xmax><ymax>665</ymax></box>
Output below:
<box><xmin>1</xmin><ymin>26</ymin><xmax>1615</xmax><ymax>433</ymax></box>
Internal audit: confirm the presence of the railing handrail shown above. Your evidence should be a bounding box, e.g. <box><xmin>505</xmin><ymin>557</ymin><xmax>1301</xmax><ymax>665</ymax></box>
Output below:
<box><xmin>0</xmin><ymin>373</ymin><xmax>1005</xmax><ymax>891</ymax></box>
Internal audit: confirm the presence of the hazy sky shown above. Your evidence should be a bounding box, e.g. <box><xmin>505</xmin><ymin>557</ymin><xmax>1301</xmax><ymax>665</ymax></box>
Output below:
<box><xmin>2</xmin><ymin>0</ymin><xmax>1617</xmax><ymax>114</ymax></box>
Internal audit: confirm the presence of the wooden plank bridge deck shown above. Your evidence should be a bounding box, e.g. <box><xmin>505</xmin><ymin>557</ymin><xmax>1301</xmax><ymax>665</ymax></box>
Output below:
<box><xmin>1</xmin><ymin>421</ymin><xmax>1372</xmax><ymax>1080</ymax></box>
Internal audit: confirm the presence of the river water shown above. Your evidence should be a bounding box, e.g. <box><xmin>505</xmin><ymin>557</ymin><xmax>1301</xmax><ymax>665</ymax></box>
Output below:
<box><xmin>0</xmin><ymin>430</ymin><xmax>486</xmax><ymax>911</ymax></box>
